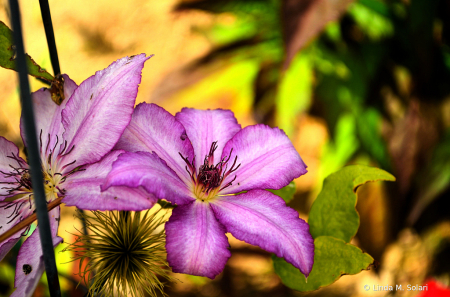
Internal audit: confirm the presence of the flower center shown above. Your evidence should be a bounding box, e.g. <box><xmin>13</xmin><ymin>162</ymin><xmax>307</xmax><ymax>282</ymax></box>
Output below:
<box><xmin>0</xmin><ymin>132</ymin><xmax>81</xmax><ymax>224</ymax></box>
<box><xmin>180</xmin><ymin>141</ymin><xmax>240</xmax><ymax>201</ymax></box>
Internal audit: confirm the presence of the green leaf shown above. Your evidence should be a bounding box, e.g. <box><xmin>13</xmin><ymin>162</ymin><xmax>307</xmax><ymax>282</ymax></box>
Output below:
<box><xmin>201</xmin><ymin>16</ymin><xmax>259</xmax><ymax>47</ymax></box>
<box><xmin>273</xmin><ymin>236</ymin><xmax>374</xmax><ymax>292</ymax></box>
<box><xmin>309</xmin><ymin>165</ymin><xmax>395</xmax><ymax>242</ymax></box>
<box><xmin>275</xmin><ymin>52</ymin><xmax>313</xmax><ymax>137</ymax></box>
<box><xmin>0</xmin><ymin>21</ymin><xmax>54</xmax><ymax>81</ymax></box>
<box><xmin>267</xmin><ymin>182</ymin><xmax>296</xmax><ymax>203</ymax></box>
<box><xmin>348</xmin><ymin>2</ymin><xmax>394</xmax><ymax>40</ymax></box>
<box><xmin>318</xmin><ymin>113</ymin><xmax>359</xmax><ymax>184</ymax></box>
<box><xmin>175</xmin><ymin>0</ymin><xmax>278</xmax><ymax>18</ymax></box>
<box><xmin>354</xmin><ymin>108</ymin><xmax>391</xmax><ymax>170</ymax></box>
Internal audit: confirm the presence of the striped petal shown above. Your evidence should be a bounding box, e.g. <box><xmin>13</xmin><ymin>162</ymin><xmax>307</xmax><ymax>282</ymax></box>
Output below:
<box><xmin>115</xmin><ymin>103</ymin><xmax>195</xmax><ymax>186</ymax></box>
<box><xmin>220</xmin><ymin>124</ymin><xmax>307</xmax><ymax>195</ymax></box>
<box><xmin>0</xmin><ymin>199</ymin><xmax>34</xmax><ymax>261</ymax></box>
<box><xmin>175</xmin><ymin>108</ymin><xmax>241</xmax><ymax>172</ymax></box>
<box><xmin>165</xmin><ymin>200</ymin><xmax>231</xmax><ymax>278</ymax></box>
<box><xmin>60</xmin><ymin>54</ymin><xmax>151</xmax><ymax>172</ymax></box>
<box><xmin>210</xmin><ymin>190</ymin><xmax>314</xmax><ymax>277</ymax></box>
<box><xmin>20</xmin><ymin>74</ymin><xmax>78</xmax><ymax>156</ymax></box>
<box><xmin>0</xmin><ymin>137</ymin><xmax>26</xmax><ymax>199</ymax></box>
<box><xmin>12</xmin><ymin>207</ymin><xmax>62</xmax><ymax>297</ymax></box>
<box><xmin>62</xmin><ymin>150</ymin><xmax>157</xmax><ymax>211</ymax></box>
<box><xmin>104</xmin><ymin>151</ymin><xmax>194</xmax><ymax>205</ymax></box>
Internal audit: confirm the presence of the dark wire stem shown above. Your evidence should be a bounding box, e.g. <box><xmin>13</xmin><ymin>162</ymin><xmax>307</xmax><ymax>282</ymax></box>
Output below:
<box><xmin>78</xmin><ymin>209</ymin><xmax>96</xmax><ymax>297</ymax></box>
<box><xmin>79</xmin><ymin>209</ymin><xmax>89</xmax><ymax>241</ymax></box>
<box><xmin>8</xmin><ymin>1</ymin><xmax>61</xmax><ymax>296</ymax></box>
<box><xmin>36</xmin><ymin>77</ymin><xmax>52</xmax><ymax>86</ymax></box>
<box><xmin>38</xmin><ymin>0</ymin><xmax>60</xmax><ymax>75</ymax></box>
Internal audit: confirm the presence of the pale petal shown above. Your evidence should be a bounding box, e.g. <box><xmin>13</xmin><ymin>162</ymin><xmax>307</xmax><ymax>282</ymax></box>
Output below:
<box><xmin>20</xmin><ymin>74</ymin><xmax>78</xmax><ymax>155</ymax></box>
<box><xmin>0</xmin><ymin>199</ymin><xmax>34</xmax><ymax>261</ymax></box>
<box><xmin>104</xmin><ymin>151</ymin><xmax>194</xmax><ymax>205</ymax></box>
<box><xmin>166</xmin><ymin>200</ymin><xmax>231</xmax><ymax>278</ymax></box>
<box><xmin>210</xmin><ymin>190</ymin><xmax>314</xmax><ymax>277</ymax></box>
<box><xmin>115</xmin><ymin>103</ymin><xmax>195</xmax><ymax>185</ymax></box>
<box><xmin>0</xmin><ymin>137</ymin><xmax>26</xmax><ymax>199</ymax></box>
<box><xmin>175</xmin><ymin>108</ymin><xmax>241</xmax><ymax>171</ymax></box>
<box><xmin>60</xmin><ymin>54</ymin><xmax>151</xmax><ymax>172</ymax></box>
<box><xmin>220</xmin><ymin>124</ymin><xmax>307</xmax><ymax>194</ymax></box>
<box><xmin>12</xmin><ymin>207</ymin><xmax>62</xmax><ymax>297</ymax></box>
<box><xmin>62</xmin><ymin>150</ymin><xmax>157</xmax><ymax>211</ymax></box>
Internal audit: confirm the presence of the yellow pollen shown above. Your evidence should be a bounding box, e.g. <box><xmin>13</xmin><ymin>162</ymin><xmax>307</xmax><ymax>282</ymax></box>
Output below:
<box><xmin>43</xmin><ymin>171</ymin><xmax>61</xmax><ymax>202</ymax></box>
<box><xmin>192</xmin><ymin>182</ymin><xmax>220</xmax><ymax>202</ymax></box>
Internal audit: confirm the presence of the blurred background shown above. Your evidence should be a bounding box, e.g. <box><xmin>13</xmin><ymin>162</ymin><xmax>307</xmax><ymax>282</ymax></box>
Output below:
<box><xmin>1</xmin><ymin>0</ymin><xmax>450</xmax><ymax>296</ymax></box>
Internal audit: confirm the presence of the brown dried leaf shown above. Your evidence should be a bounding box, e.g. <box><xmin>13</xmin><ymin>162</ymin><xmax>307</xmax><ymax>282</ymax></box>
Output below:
<box><xmin>282</xmin><ymin>0</ymin><xmax>355</xmax><ymax>69</ymax></box>
<box><xmin>49</xmin><ymin>74</ymin><xmax>65</xmax><ymax>105</ymax></box>
<box><xmin>387</xmin><ymin>100</ymin><xmax>440</xmax><ymax>195</ymax></box>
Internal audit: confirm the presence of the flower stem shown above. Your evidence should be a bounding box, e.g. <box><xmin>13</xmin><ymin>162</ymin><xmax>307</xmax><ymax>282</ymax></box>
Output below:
<box><xmin>38</xmin><ymin>0</ymin><xmax>60</xmax><ymax>75</ymax></box>
<box><xmin>8</xmin><ymin>0</ymin><xmax>62</xmax><ymax>295</ymax></box>
<box><xmin>0</xmin><ymin>196</ymin><xmax>63</xmax><ymax>245</ymax></box>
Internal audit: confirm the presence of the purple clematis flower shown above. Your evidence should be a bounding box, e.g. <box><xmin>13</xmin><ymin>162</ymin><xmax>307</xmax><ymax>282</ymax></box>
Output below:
<box><xmin>103</xmin><ymin>103</ymin><xmax>315</xmax><ymax>279</ymax></box>
<box><xmin>0</xmin><ymin>54</ymin><xmax>156</xmax><ymax>297</ymax></box>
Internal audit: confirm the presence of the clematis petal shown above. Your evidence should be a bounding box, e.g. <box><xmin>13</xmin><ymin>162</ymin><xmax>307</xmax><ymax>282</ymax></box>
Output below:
<box><xmin>20</xmin><ymin>75</ymin><xmax>78</xmax><ymax>155</ymax></box>
<box><xmin>12</xmin><ymin>207</ymin><xmax>62</xmax><ymax>297</ymax></box>
<box><xmin>62</xmin><ymin>150</ymin><xmax>157</xmax><ymax>211</ymax></box>
<box><xmin>104</xmin><ymin>151</ymin><xmax>194</xmax><ymax>205</ymax></box>
<box><xmin>0</xmin><ymin>137</ymin><xmax>26</xmax><ymax>199</ymax></box>
<box><xmin>220</xmin><ymin>124</ymin><xmax>307</xmax><ymax>195</ymax></box>
<box><xmin>0</xmin><ymin>234</ymin><xmax>20</xmax><ymax>262</ymax></box>
<box><xmin>165</xmin><ymin>200</ymin><xmax>231</xmax><ymax>278</ymax></box>
<box><xmin>210</xmin><ymin>190</ymin><xmax>314</xmax><ymax>277</ymax></box>
<box><xmin>60</xmin><ymin>54</ymin><xmax>151</xmax><ymax>172</ymax></box>
<box><xmin>175</xmin><ymin>108</ymin><xmax>241</xmax><ymax>171</ymax></box>
<box><xmin>0</xmin><ymin>200</ymin><xmax>34</xmax><ymax>261</ymax></box>
<box><xmin>115</xmin><ymin>103</ymin><xmax>195</xmax><ymax>185</ymax></box>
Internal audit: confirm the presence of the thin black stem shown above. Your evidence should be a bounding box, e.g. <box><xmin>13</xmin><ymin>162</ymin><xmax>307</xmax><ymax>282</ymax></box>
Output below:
<box><xmin>38</xmin><ymin>0</ymin><xmax>60</xmax><ymax>75</ymax></box>
<box><xmin>8</xmin><ymin>1</ymin><xmax>61</xmax><ymax>296</ymax></box>
<box><xmin>36</xmin><ymin>77</ymin><xmax>52</xmax><ymax>86</ymax></box>
<box><xmin>79</xmin><ymin>209</ymin><xmax>89</xmax><ymax>239</ymax></box>
<box><xmin>78</xmin><ymin>209</ymin><xmax>96</xmax><ymax>296</ymax></box>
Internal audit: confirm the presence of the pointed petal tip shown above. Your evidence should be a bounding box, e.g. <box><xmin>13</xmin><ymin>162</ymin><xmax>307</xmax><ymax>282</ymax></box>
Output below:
<box><xmin>211</xmin><ymin>190</ymin><xmax>314</xmax><ymax>277</ymax></box>
<box><xmin>220</xmin><ymin>124</ymin><xmax>308</xmax><ymax>193</ymax></box>
<box><xmin>60</xmin><ymin>53</ymin><xmax>153</xmax><ymax>170</ymax></box>
<box><xmin>125</xmin><ymin>53</ymin><xmax>154</xmax><ymax>64</ymax></box>
<box><xmin>175</xmin><ymin>108</ymin><xmax>241</xmax><ymax>171</ymax></box>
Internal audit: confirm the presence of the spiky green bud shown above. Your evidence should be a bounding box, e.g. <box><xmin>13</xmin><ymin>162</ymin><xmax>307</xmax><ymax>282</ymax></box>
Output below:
<box><xmin>63</xmin><ymin>208</ymin><xmax>175</xmax><ymax>297</ymax></box>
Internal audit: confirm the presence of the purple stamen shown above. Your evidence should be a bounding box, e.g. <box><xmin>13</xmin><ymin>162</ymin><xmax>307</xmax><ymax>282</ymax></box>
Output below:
<box><xmin>180</xmin><ymin>142</ymin><xmax>241</xmax><ymax>195</ymax></box>
<box><xmin>52</xmin><ymin>134</ymin><xmax>59</xmax><ymax>153</ymax></box>
<box><xmin>60</xmin><ymin>140</ymin><xmax>68</xmax><ymax>155</ymax></box>
<box><xmin>179</xmin><ymin>152</ymin><xmax>196</xmax><ymax>184</ymax></box>
<box><xmin>39</xmin><ymin>130</ymin><xmax>43</xmax><ymax>153</ymax></box>
<box><xmin>219</xmin><ymin>175</ymin><xmax>237</xmax><ymax>192</ymax></box>
<box><xmin>45</xmin><ymin>133</ymin><xmax>51</xmax><ymax>153</ymax></box>
<box><xmin>60</xmin><ymin>144</ymin><xmax>75</xmax><ymax>157</ymax></box>
<box><xmin>61</xmin><ymin>159</ymin><xmax>76</xmax><ymax>171</ymax></box>
<box><xmin>7</xmin><ymin>212</ymin><xmax>21</xmax><ymax>224</ymax></box>
<box><xmin>6</xmin><ymin>203</ymin><xmax>18</xmax><ymax>218</ymax></box>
